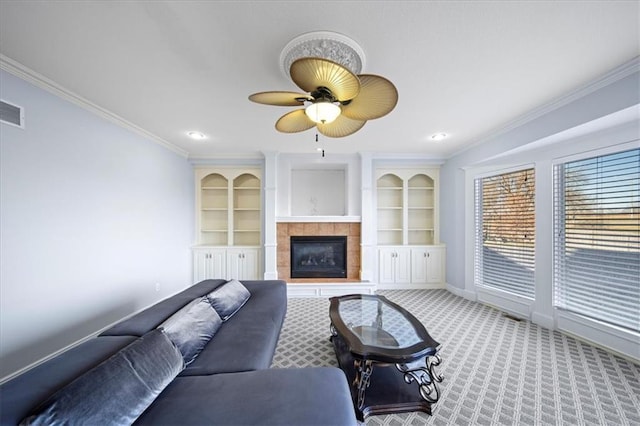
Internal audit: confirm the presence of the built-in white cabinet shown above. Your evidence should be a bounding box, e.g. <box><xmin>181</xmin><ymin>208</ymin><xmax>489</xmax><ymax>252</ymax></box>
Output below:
<box><xmin>375</xmin><ymin>167</ymin><xmax>444</xmax><ymax>288</ymax></box>
<box><xmin>410</xmin><ymin>246</ymin><xmax>445</xmax><ymax>284</ymax></box>
<box><xmin>376</xmin><ymin>168</ymin><xmax>438</xmax><ymax>245</ymax></box>
<box><xmin>193</xmin><ymin>247</ymin><xmax>261</xmax><ymax>283</ymax></box>
<box><xmin>193</xmin><ymin>248</ymin><xmax>227</xmax><ymax>283</ymax></box>
<box><xmin>195</xmin><ymin>167</ymin><xmax>262</xmax><ymax>246</ymax></box>
<box><xmin>378</xmin><ymin>247</ymin><xmax>411</xmax><ymax>284</ymax></box>
<box><xmin>193</xmin><ymin>167</ymin><xmax>263</xmax><ymax>283</ymax></box>
<box><xmin>226</xmin><ymin>248</ymin><xmax>261</xmax><ymax>281</ymax></box>
<box><xmin>378</xmin><ymin>246</ymin><xmax>445</xmax><ymax>288</ymax></box>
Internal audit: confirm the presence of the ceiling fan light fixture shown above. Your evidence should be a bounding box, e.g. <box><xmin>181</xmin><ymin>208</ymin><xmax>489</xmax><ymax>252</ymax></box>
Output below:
<box><xmin>305</xmin><ymin>102</ymin><xmax>341</xmax><ymax>124</ymax></box>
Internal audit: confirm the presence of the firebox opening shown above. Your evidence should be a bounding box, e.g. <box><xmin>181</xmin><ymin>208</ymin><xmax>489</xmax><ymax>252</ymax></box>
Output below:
<box><xmin>290</xmin><ymin>236</ymin><xmax>347</xmax><ymax>278</ymax></box>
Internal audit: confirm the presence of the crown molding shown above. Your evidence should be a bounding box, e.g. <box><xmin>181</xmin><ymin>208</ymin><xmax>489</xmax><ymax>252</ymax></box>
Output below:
<box><xmin>0</xmin><ymin>54</ymin><xmax>189</xmax><ymax>158</ymax></box>
<box><xmin>448</xmin><ymin>56</ymin><xmax>640</xmax><ymax>159</ymax></box>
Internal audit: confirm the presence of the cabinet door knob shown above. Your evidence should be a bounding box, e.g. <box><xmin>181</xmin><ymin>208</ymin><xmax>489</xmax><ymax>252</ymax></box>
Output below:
<box><xmin>424</xmin><ymin>252</ymin><xmax>427</xmax><ymax>258</ymax></box>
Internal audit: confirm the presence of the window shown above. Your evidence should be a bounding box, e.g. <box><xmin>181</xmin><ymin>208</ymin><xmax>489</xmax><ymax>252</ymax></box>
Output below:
<box><xmin>553</xmin><ymin>148</ymin><xmax>639</xmax><ymax>332</ymax></box>
<box><xmin>475</xmin><ymin>168</ymin><xmax>535</xmax><ymax>298</ymax></box>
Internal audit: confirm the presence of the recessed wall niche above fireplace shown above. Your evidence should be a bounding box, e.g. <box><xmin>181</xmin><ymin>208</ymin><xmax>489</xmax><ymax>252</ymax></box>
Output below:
<box><xmin>290</xmin><ymin>236</ymin><xmax>347</xmax><ymax>278</ymax></box>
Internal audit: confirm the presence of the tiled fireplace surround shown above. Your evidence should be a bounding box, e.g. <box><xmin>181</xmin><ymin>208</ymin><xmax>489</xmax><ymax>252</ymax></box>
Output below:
<box><xmin>277</xmin><ymin>222</ymin><xmax>361</xmax><ymax>282</ymax></box>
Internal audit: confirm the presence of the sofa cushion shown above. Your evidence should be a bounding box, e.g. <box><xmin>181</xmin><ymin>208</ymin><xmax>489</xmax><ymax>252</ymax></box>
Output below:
<box><xmin>134</xmin><ymin>367</ymin><xmax>358</xmax><ymax>426</ymax></box>
<box><xmin>180</xmin><ymin>280</ymin><xmax>287</xmax><ymax>375</ymax></box>
<box><xmin>206</xmin><ymin>279</ymin><xmax>251</xmax><ymax>321</ymax></box>
<box><xmin>0</xmin><ymin>336</ymin><xmax>138</xmax><ymax>426</ymax></box>
<box><xmin>99</xmin><ymin>279</ymin><xmax>226</xmax><ymax>336</ymax></box>
<box><xmin>158</xmin><ymin>296</ymin><xmax>222</xmax><ymax>365</ymax></box>
<box><xmin>20</xmin><ymin>329</ymin><xmax>184</xmax><ymax>426</ymax></box>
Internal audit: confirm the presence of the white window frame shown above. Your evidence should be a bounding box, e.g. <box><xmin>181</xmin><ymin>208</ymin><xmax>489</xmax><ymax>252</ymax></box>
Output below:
<box><xmin>469</xmin><ymin>164</ymin><xmax>537</xmax><ymax>317</ymax></box>
<box><xmin>551</xmin><ymin>141</ymin><xmax>640</xmax><ymax>358</ymax></box>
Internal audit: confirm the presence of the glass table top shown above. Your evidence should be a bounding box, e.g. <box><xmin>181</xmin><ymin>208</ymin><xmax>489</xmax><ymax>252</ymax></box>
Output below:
<box><xmin>330</xmin><ymin>294</ymin><xmax>440</xmax><ymax>362</ymax></box>
<box><xmin>338</xmin><ymin>298</ymin><xmax>422</xmax><ymax>349</ymax></box>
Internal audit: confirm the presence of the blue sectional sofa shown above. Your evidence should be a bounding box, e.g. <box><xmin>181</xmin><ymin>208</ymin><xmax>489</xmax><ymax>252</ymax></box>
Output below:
<box><xmin>0</xmin><ymin>279</ymin><xmax>357</xmax><ymax>425</ymax></box>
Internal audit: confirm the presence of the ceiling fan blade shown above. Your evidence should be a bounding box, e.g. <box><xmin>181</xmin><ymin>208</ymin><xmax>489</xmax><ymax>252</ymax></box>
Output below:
<box><xmin>290</xmin><ymin>58</ymin><xmax>360</xmax><ymax>101</ymax></box>
<box><xmin>275</xmin><ymin>109</ymin><xmax>316</xmax><ymax>133</ymax></box>
<box><xmin>340</xmin><ymin>74</ymin><xmax>398</xmax><ymax>120</ymax></box>
<box><xmin>248</xmin><ymin>91</ymin><xmax>310</xmax><ymax>106</ymax></box>
<box><xmin>317</xmin><ymin>114</ymin><xmax>366</xmax><ymax>138</ymax></box>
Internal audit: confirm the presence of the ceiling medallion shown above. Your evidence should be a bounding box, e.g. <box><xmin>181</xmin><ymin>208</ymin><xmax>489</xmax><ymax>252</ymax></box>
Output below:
<box><xmin>279</xmin><ymin>31</ymin><xmax>366</xmax><ymax>79</ymax></box>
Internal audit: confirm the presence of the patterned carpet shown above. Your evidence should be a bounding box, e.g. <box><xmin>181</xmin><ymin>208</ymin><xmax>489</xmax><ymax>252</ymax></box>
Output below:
<box><xmin>271</xmin><ymin>289</ymin><xmax>640</xmax><ymax>425</ymax></box>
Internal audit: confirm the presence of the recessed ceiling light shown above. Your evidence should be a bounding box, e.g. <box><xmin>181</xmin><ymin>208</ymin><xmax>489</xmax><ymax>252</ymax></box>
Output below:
<box><xmin>430</xmin><ymin>132</ymin><xmax>449</xmax><ymax>141</ymax></box>
<box><xmin>187</xmin><ymin>131</ymin><xmax>206</xmax><ymax>140</ymax></box>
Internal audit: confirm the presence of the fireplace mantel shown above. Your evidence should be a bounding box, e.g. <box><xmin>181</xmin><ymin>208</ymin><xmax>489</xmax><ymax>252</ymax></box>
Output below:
<box><xmin>276</xmin><ymin>216</ymin><xmax>361</xmax><ymax>223</ymax></box>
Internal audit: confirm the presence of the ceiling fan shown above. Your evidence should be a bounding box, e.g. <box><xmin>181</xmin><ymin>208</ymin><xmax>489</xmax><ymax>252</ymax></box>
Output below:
<box><xmin>249</xmin><ymin>57</ymin><xmax>398</xmax><ymax>138</ymax></box>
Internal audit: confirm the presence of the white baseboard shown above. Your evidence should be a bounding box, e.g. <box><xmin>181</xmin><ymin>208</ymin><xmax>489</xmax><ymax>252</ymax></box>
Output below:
<box><xmin>376</xmin><ymin>282</ymin><xmax>445</xmax><ymax>290</ymax></box>
<box><xmin>446</xmin><ymin>283</ymin><xmax>476</xmax><ymax>301</ymax></box>
<box><xmin>531</xmin><ymin>311</ymin><xmax>555</xmax><ymax>329</ymax></box>
<box><xmin>286</xmin><ymin>282</ymin><xmax>377</xmax><ymax>298</ymax></box>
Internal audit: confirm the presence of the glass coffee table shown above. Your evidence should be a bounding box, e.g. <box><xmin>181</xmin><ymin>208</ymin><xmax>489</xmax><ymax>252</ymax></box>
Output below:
<box><xmin>329</xmin><ymin>294</ymin><xmax>443</xmax><ymax>421</ymax></box>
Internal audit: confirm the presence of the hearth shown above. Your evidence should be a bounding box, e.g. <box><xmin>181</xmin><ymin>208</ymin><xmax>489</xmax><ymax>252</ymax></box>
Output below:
<box><xmin>290</xmin><ymin>236</ymin><xmax>347</xmax><ymax>278</ymax></box>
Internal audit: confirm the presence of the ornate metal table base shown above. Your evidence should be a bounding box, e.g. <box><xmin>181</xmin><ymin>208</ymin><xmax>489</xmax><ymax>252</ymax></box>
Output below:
<box><xmin>396</xmin><ymin>355</ymin><xmax>444</xmax><ymax>403</ymax></box>
<box><xmin>331</xmin><ymin>332</ymin><xmax>444</xmax><ymax>421</ymax></box>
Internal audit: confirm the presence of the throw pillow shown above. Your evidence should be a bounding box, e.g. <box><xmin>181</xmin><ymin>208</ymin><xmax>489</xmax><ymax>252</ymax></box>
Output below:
<box><xmin>20</xmin><ymin>329</ymin><xmax>184</xmax><ymax>426</ymax></box>
<box><xmin>158</xmin><ymin>296</ymin><xmax>222</xmax><ymax>365</ymax></box>
<box><xmin>206</xmin><ymin>279</ymin><xmax>251</xmax><ymax>321</ymax></box>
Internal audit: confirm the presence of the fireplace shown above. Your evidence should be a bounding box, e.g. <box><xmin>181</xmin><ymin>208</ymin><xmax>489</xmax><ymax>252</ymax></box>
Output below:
<box><xmin>290</xmin><ymin>236</ymin><xmax>347</xmax><ymax>278</ymax></box>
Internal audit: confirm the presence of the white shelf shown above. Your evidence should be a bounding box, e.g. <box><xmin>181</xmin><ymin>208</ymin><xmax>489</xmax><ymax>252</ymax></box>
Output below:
<box><xmin>196</xmin><ymin>168</ymin><xmax>262</xmax><ymax>247</ymax></box>
<box><xmin>376</xmin><ymin>169</ymin><xmax>438</xmax><ymax>246</ymax></box>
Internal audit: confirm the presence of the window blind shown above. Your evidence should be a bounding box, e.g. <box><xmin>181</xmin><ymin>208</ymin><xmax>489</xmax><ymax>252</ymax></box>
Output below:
<box><xmin>553</xmin><ymin>148</ymin><xmax>640</xmax><ymax>332</ymax></box>
<box><xmin>475</xmin><ymin>168</ymin><xmax>535</xmax><ymax>298</ymax></box>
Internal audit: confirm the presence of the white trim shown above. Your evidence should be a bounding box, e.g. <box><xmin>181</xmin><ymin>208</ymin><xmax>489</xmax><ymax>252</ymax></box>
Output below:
<box><xmin>446</xmin><ymin>283</ymin><xmax>476</xmax><ymax>300</ymax></box>
<box><xmin>551</xmin><ymin>138</ymin><xmax>640</xmax><ymax>166</ymax></box>
<box><xmin>0</xmin><ymin>333</ymin><xmax>98</xmax><ymax>384</ymax></box>
<box><xmin>286</xmin><ymin>282</ymin><xmax>376</xmax><ymax>298</ymax></box>
<box><xmin>0</xmin><ymin>280</ymin><xmax>195</xmax><ymax>384</ymax></box>
<box><xmin>468</xmin><ymin>162</ymin><xmax>536</xmax><ymax>179</ymax></box>
<box><xmin>0</xmin><ymin>54</ymin><xmax>188</xmax><ymax>158</ymax></box>
<box><xmin>531</xmin><ymin>311</ymin><xmax>555</xmax><ymax>330</ymax></box>
<box><xmin>476</xmin><ymin>286</ymin><xmax>534</xmax><ymax>319</ymax></box>
<box><xmin>376</xmin><ymin>283</ymin><xmax>446</xmax><ymax>291</ymax></box>
<box><xmin>448</xmin><ymin>56</ymin><xmax>640</xmax><ymax>159</ymax></box>
<box><xmin>556</xmin><ymin>310</ymin><xmax>640</xmax><ymax>363</ymax></box>
<box><xmin>276</xmin><ymin>216</ymin><xmax>361</xmax><ymax>223</ymax></box>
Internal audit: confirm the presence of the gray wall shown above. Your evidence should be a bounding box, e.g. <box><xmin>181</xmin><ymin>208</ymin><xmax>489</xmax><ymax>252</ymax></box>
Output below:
<box><xmin>441</xmin><ymin>66</ymin><xmax>640</xmax><ymax>292</ymax></box>
<box><xmin>0</xmin><ymin>70</ymin><xmax>194</xmax><ymax>379</ymax></box>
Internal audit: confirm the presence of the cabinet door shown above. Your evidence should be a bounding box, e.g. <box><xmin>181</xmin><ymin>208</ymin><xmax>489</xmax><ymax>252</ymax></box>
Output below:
<box><xmin>226</xmin><ymin>248</ymin><xmax>260</xmax><ymax>280</ymax></box>
<box><xmin>226</xmin><ymin>249</ymin><xmax>243</xmax><ymax>280</ymax></box>
<box><xmin>193</xmin><ymin>249</ymin><xmax>226</xmax><ymax>283</ymax></box>
<box><xmin>378</xmin><ymin>249</ymin><xmax>396</xmax><ymax>284</ymax></box>
<box><xmin>426</xmin><ymin>247</ymin><xmax>444</xmax><ymax>284</ymax></box>
<box><xmin>193</xmin><ymin>250</ymin><xmax>209</xmax><ymax>284</ymax></box>
<box><xmin>395</xmin><ymin>248</ymin><xmax>411</xmax><ymax>283</ymax></box>
<box><xmin>240</xmin><ymin>248</ymin><xmax>260</xmax><ymax>280</ymax></box>
<box><xmin>410</xmin><ymin>248</ymin><xmax>429</xmax><ymax>284</ymax></box>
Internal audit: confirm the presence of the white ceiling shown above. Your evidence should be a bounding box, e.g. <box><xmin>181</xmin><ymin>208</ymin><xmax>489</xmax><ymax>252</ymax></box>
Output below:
<box><xmin>0</xmin><ymin>1</ymin><xmax>638</xmax><ymax>159</ymax></box>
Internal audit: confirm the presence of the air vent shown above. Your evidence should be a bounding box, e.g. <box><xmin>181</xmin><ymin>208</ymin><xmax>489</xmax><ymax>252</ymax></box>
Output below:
<box><xmin>502</xmin><ymin>313</ymin><xmax>522</xmax><ymax>322</ymax></box>
<box><xmin>0</xmin><ymin>100</ymin><xmax>24</xmax><ymax>128</ymax></box>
